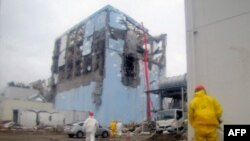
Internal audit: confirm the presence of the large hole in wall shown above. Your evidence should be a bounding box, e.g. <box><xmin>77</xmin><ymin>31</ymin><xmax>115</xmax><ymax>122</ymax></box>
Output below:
<box><xmin>92</xmin><ymin>39</ymin><xmax>105</xmax><ymax>75</ymax></box>
<box><xmin>124</xmin><ymin>54</ymin><xmax>136</xmax><ymax>77</ymax></box>
<box><xmin>120</xmin><ymin>28</ymin><xmax>143</xmax><ymax>88</ymax></box>
<box><xmin>54</xmin><ymin>16</ymin><xmax>106</xmax><ymax>83</ymax></box>
<box><xmin>121</xmin><ymin>53</ymin><xmax>140</xmax><ymax>87</ymax></box>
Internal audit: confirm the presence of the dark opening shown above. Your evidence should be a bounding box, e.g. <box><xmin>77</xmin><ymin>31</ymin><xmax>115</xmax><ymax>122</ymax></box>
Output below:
<box><xmin>75</xmin><ymin>60</ymin><xmax>82</xmax><ymax>77</ymax></box>
<box><xmin>82</xmin><ymin>54</ymin><xmax>92</xmax><ymax>74</ymax></box>
<box><xmin>49</xmin><ymin>115</ymin><xmax>52</xmax><ymax>121</ymax></box>
<box><xmin>13</xmin><ymin>110</ymin><xmax>18</xmax><ymax>124</ymax></box>
<box><xmin>176</xmin><ymin>110</ymin><xmax>183</xmax><ymax>120</ymax></box>
<box><xmin>122</xmin><ymin>53</ymin><xmax>140</xmax><ymax>87</ymax></box>
<box><xmin>124</xmin><ymin>54</ymin><xmax>136</xmax><ymax>77</ymax></box>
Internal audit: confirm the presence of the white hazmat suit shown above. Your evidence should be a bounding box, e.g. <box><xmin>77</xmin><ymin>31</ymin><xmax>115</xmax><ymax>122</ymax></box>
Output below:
<box><xmin>116</xmin><ymin>122</ymin><xmax>123</xmax><ymax>136</ymax></box>
<box><xmin>83</xmin><ymin>115</ymin><xmax>98</xmax><ymax>141</ymax></box>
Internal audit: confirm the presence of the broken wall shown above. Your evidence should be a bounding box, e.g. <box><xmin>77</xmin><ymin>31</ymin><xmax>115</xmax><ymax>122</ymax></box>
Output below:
<box><xmin>52</xmin><ymin>5</ymin><xmax>166</xmax><ymax>126</ymax></box>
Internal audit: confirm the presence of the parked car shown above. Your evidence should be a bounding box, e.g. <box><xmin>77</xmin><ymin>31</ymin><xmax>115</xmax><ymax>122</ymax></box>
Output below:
<box><xmin>64</xmin><ymin>121</ymin><xmax>110</xmax><ymax>138</ymax></box>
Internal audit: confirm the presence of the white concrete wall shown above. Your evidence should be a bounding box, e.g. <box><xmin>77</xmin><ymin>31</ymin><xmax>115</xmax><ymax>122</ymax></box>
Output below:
<box><xmin>19</xmin><ymin>110</ymin><xmax>37</xmax><ymax>128</ymax></box>
<box><xmin>50</xmin><ymin>113</ymin><xmax>65</xmax><ymax>127</ymax></box>
<box><xmin>185</xmin><ymin>0</ymin><xmax>250</xmax><ymax>140</ymax></box>
<box><xmin>0</xmin><ymin>99</ymin><xmax>53</xmax><ymax>121</ymax></box>
<box><xmin>3</xmin><ymin>86</ymin><xmax>39</xmax><ymax>100</ymax></box>
<box><xmin>38</xmin><ymin>112</ymin><xmax>65</xmax><ymax>127</ymax></box>
<box><xmin>38</xmin><ymin>112</ymin><xmax>51</xmax><ymax>126</ymax></box>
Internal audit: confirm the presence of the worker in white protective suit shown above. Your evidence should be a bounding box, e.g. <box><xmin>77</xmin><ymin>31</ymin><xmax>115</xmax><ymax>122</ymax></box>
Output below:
<box><xmin>83</xmin><ymin>111</ymin><xmax>99</xmax><ymax>141</ymax></box>
<box><xmin>116</xmin><ymin>121</ymin><xmax>123</xmax><ymax>137</ymax></box>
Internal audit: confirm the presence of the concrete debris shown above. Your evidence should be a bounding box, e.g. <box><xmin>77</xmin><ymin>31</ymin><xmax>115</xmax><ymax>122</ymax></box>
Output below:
<box><xmin>0</xmin><ymin>121</ymin><xmax>15</xmax><ymax>129</ymax></box>
<box><xmin>120</xmin><ymin>120</ymin><xmax>187</xmax><ymax>141</ymax></box>
<box><xmin>0</xmin><ymin>120</ymin><xmax>64</xmax><ymax>133</ymax></box>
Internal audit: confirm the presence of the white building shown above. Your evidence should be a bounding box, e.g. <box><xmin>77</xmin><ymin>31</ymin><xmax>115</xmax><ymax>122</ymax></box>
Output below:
<box><xmin>0</xmin><ymin>99</ymin><xmax>53</xmax><ymax>122</ymax></box>
<box><xmin>1</xmin><ymin>86</ymin><xmax>39</xmax><ymax>100</ymax></box>
<box><xmin>185</xmin><ymin>0</ymin><xmax>250</xmax><ymax>140</ymax></box>
<box><xmin>0</xmin><ymin>86</ymin><xmax>53</xmax><ymax>123</ymax></box>
<box><xmin>0</xmin><ymin>85</ymin><xmax>85</xmax><ymax>128</ymax></box>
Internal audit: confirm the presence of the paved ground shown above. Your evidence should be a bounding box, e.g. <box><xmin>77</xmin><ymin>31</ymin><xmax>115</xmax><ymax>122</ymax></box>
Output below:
<box><xmin>0</xmin><ymin>131</ymin><xmax>182</xmax><ymax>141</ymax></box>
<box><xmin>0</xmin><ymin>134</ymin><xmax>155</xmax><ymax>141</ymax></box>
<box><xmin>0</xmin><ymin>131</ymin><xmax>149</xmax><ymax>141</ymax></box>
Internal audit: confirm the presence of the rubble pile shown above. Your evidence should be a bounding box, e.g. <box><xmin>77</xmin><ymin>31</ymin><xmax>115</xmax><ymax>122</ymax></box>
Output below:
<box><xmin>110</xmin><ymin>120</ymin><xmax>187</xmax><ymax>141</ymax></box>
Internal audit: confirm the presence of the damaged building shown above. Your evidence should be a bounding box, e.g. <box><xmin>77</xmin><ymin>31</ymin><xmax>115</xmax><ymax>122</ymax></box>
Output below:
<box><xmin>51</xmin><ymin>5</ymin><xmax>166</xmax><ymax>125</ymax></box>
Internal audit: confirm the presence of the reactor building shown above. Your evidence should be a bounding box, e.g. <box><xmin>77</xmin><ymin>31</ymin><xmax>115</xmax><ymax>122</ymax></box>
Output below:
<box><xmin>51</xmin><ymin>5</ymin><xmax>166</xmax><ymax>125</ymax></box>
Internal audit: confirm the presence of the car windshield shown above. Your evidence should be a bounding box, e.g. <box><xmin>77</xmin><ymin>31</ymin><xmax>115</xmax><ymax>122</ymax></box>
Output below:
<box><xmin>157</xmin><ymin>110</ymin><xmax>175</xmax><ymax>120</ymax></box>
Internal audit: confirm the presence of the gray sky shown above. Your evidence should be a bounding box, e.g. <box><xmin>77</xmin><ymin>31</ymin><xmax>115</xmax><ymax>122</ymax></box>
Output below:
<box><xmin>0</xmin><ymin>0</ymin><xmax>186</xmax><ymax>89</ymax></box>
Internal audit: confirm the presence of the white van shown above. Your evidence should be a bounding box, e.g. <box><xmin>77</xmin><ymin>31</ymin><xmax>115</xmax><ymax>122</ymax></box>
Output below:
<box><xmin>155</xmin><ymin>109</ymin><xmax>184</xmax><ymax>134</ymax></box>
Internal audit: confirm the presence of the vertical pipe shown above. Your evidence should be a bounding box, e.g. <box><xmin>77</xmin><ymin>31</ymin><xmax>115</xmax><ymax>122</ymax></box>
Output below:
<box><xmin>142</xmin><ymin>23</ymin><xmax>151</xmax><ymax>121</ymax></box>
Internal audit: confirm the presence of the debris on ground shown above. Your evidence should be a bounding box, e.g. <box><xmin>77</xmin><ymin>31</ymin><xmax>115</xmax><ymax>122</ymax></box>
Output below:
<box><xmin>110</xmin><ymin>120</ymin><xmax>187</xmax><ymax>141</ymax></box>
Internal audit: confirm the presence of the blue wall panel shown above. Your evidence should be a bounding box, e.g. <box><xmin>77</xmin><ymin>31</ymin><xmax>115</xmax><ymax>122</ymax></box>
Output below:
<box><xmin>54</xmin><ymin>6</ymin><xmax>162</xmax><ymax>126</ymax></box>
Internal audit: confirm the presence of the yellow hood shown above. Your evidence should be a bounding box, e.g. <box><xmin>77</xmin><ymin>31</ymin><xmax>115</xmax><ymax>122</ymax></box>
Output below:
<box><xmin>194</xmin><ymin>89</ymin><xmax>206</xmax><ymax>97</ymax></box>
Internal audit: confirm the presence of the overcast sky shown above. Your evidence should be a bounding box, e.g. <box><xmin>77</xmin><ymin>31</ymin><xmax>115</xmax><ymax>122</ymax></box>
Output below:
<box><xmin>0</xmin><ymin>0</ymin><xmax>186</xmax><ymax>89</ymax></box>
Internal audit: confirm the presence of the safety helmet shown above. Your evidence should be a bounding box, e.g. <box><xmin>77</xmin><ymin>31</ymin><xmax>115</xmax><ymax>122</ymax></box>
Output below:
<box><xmin>195</xmin><ymin>84</ymin><xmax>205</xmax><ymax>92</ymax></box>
<box><xmin>88</xmin><ymin>111</ymin><xmax>94</xmax><ymax>116</ymax></box>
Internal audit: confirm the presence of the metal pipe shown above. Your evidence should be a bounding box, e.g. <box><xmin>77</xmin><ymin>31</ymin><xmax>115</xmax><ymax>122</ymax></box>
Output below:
<box><xmin>142</xmin><ymin>23</ymin><xmax>151</xmax><ymax>121</ymax></box>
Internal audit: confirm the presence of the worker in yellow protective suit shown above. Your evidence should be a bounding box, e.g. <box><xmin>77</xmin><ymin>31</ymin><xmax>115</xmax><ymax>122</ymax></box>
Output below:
<box><xmin>188</xmin><ymin>85</ymin><xmax>223</xmax><ymax>141</ymax></box>
<box><xmin>109</xmin><ymin>120</ymin><xmax>117</xmax><ymax>137</ymax></box>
